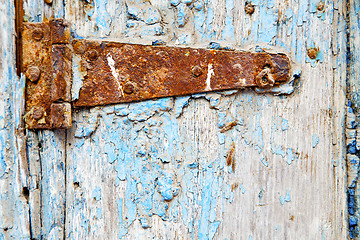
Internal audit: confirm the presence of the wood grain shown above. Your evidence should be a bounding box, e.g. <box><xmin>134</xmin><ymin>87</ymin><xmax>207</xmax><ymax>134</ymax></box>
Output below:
<box><xmin>0</xmin><ymin>0</ymin><xmax>30</xmax><ymax>238</ymax></box>
<box><xmin>21</xmin><ymin>0</ymin><xmax>351</xmax><ymax>239</ymax></box>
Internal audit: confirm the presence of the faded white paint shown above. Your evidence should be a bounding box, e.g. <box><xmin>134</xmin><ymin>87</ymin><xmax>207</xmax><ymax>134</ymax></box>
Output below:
<box><xmin>205</xmin><ymin>63</ymin><xmax>214</xmax><ymax>91</ymax></box>
<box><xmin>107</xmin><ymin>53</ymin><xmax>124</xmax><ymax>98</ymax></box>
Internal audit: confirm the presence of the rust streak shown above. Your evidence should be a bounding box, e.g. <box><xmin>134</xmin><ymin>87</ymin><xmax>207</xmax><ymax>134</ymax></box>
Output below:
<box><xmin>220</xmin><ymin>121</ymin><xmax>238</xmax><ymax>133</ymax></box>
<box><xmin>15</xmin><ymin>0</ymin><xmax>24</xmax><ymax>76</ymax></box>
<box><xmin>226</xmin><ymin>142</ymin><xmax>236</xmax><ymax>172</ymax></box>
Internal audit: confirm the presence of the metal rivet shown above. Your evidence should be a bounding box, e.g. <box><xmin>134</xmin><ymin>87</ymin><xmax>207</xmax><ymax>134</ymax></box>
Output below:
<box><xmin>32</xmin><ymin>107</ymin><xmax>45</xmax><ymax>121</ymax></box>
<box><xmin>32</xmin><ymin>29</ymin><xmax>44</xmax><ymax>41</ymax></box>
<box><xmin>25</xmin><ymin>66</ymin><xmax>41</xmax><ymax>82</ymax></box>
<box><xmin>73</xmin><ymin>41</ymin><xmax>86</xmax><ymax>54</ymax></box>
<box><xmin>317</xmin><ymin>1</ymin><xmax>325</xmax><ymax>11</ymax></box>
<box><xmin>44</xmin><ymin>0</ymin><xmax>53</xmax><ymax>4</ymax></box>
<box><xmin>307</xmin><ymin>48</ymin><xmax>318</xmax><ymax>59</ymax></box>
<box><xmin>87</xmin><ymin>49</ymin><xmax>99</xmax><ymax>61</ymax></box>
<box><xmin>245</xmin><ymin>2</ymin><xmax>255</xmax><ymax>15</ymax></box>
<box><xmin>124</xmin><ymin>82</ymin><xmax>135</xmax><ymax>94</ymax></box>
<box><xmin>191</xmin><ymin>65</ymin><xmax>203</xmax><ymax>77</ymax></box>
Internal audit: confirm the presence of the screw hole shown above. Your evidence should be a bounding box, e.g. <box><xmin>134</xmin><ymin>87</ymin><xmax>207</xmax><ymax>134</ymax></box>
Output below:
<box><xmin>263</xmin><ymin>64</ymin><xmax>271</xmax><ymax>69</ymax></box>
<box><xmin>261</xmin><ymin>75</ymin><xmax>269</xmax><ymax>84</ymax></box>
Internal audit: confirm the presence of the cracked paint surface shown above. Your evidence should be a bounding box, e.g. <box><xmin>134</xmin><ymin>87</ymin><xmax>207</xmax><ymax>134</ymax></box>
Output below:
<box><xmin>14</xmin><ymin>0</ymin><xmax>350</xmax><ymax>239</ymax></box>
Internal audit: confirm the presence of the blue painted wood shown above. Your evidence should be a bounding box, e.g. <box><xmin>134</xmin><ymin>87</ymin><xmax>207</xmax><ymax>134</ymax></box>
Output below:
<box><xmin>0</xmin><ymin>0</ymin><xmax>30</xmax><ymax>239</ymax></box>
<box><xmin>18</xmin><ymin>0</ymin><xmax>351</xmax><ymax>239</ymax></box>
<box><xmin>23</xmin><ymin>0</ymin><xmax>68</xmax><ymax>238</ymax></box>
<box><xmin>347</xmin><ymin>0</ymin><xmax>360</xmax><ymax>238</ymax></box>
<box><xmin>63</xmin><ymin>0</ymin><xmax>348</xmax><ymax>239</ymax></box>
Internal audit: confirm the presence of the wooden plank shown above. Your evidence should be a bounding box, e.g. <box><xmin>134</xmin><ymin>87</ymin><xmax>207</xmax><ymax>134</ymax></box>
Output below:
<box><xmin>23</xmin><ymin>0</ymin><xmax>68</xmax><ymax>238</ymax></box>
<box><xmin>0</xmin><ymin>0</ymin><xmax>30</xmax><ymax>238</ymax></box>
<box><xmin>57</xmin><ymin>0</ymin><xmax>348</xmax><ymax>239</ymax></box>
<box><xmin>347</xmin><ymin>0</ymin><xmax>360</xmax><ymax>238</ymax></box>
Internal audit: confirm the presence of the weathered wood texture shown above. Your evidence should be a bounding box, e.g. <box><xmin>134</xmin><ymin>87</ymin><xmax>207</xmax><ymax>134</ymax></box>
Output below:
<box><xmin>22</xmin><ymin>1</ymin><xmax>68</xmax><ymax>239</ymax></box>
<box><xmin>0</xmin><ymin>0</ymin><xmax>30</xmax><ymax>239</ymax></box>
<box><xmin>22</xmin><ymin>0</ymin><xmax>349</xmax><ymax>239</ymax></box>
<box><xmin>347</xmin><ymin>0</ymin><xmax>360</xmax><ymax>238</ymax></box>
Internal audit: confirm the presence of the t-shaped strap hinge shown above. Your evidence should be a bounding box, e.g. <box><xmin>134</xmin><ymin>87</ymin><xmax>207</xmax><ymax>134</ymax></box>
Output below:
<box><xmin>21</xmin><ymin>19</ymin><xmax>291</xmax><ymax>130</ymax></box>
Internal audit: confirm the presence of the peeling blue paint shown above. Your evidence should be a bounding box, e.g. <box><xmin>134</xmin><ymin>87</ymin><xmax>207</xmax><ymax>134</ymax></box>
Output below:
<box><xmin>286</xmin><ymin>148</ymin><xmax>298</xmax><ymax>165</ymax></box>
<box><xmin>174</xmin><ymin>96</ymin><xmax>191</xmax><ymax>117</ymax></box>
<box><xmin>92</xmin><ymin>187</ymin><xmax>101</xmax><ymax>201</ymax></box>
<box><xmin>176</xmin><ymin>3</ymin><xmax>188</xmax><ymax>27</ymax></box>
<box><xmin>71</xmin><ymin>56</ymin><xmax>85</xmax><ymax>101</ymax></box>
<box><xmin>95</xmin><ymin>0</ymin><xmax>112</xmax><ymax>35</ymax></box>
<box><xmin>157</xmin><ymin>171</ymin><xmax>179</xmax><ymax>201</ymax></box>
<box><xmin>279</xmin><ymin>190</ymin><xmax>291</xmax><ymax>205</ymax></box>
<box><xmin>260</xmin><ymin>157</ymin><xmax>269</xmax><ymax>167</ymax></box>
<box><xmin>281</xmin><ymin>119</ymin><xmax>288</xmax><ymax>131</ymax></box>
<box><xmin>312</xmin><ymin>134</ymin><xmax>320</xmax><ymax>148</ymax></box>
<box><xmin>24</xmin><ymin>0</ymin><xmax>352</xmax><ymax>238</ymax></box>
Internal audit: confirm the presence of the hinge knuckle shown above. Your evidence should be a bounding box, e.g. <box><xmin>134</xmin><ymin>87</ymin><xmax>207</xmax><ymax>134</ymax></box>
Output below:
<box><xmin>23</xmin><ymin>19</ymin><xmax>72</xmax><ymax>130</ymax></box>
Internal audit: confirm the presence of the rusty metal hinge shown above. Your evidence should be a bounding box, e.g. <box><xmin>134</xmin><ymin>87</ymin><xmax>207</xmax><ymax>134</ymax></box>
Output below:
<box><xmin>21</xmin><ymin>19</ymin><xmax>291</xmax><ymax>130</ymax></box>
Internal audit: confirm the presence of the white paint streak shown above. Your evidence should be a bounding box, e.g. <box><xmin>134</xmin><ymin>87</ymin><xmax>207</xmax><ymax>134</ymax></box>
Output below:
<box><xmin>206</xmin><ymin>64</ymin><xmax>214</xmax><ymax>91</ymax></box>
<box><xmin>107</xmin><ymin>54</ymin><xmax>124</xmax><ymax>98</ymax></box>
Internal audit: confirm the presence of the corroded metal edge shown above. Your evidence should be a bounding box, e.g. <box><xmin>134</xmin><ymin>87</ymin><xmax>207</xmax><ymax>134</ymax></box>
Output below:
<box><xmin>72</xmin><ymin>40</ymin><xmax>291</xmax><ymax>107</ymax></box>
<box><xmin>23</xmin><ymin>20</ymin><xmax>72</xmax><ymax>129</ymax></box>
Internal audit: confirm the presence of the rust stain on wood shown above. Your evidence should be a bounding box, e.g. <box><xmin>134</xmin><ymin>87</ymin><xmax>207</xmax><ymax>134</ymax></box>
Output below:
<box><xmin>226</xmin><ymin>142</ymin><xmax>236</xmax><ymax>172</ymax></box>
<box><xmin>220</xmin><ymin>121</ymin><xmax>238</xmax><ymax>133</ymax></box>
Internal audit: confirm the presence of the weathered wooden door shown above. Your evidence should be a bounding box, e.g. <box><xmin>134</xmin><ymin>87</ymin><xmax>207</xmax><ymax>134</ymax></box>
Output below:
<box><xmin>2</xmin><ymin>0</ymin><xmax>359</xmax><ymax>239</ymax></box>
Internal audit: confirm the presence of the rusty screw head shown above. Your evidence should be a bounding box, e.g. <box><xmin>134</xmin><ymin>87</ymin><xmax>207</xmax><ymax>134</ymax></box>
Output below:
<box><xmin>32</xmin><ymin>107</ymin><xmax>45</xmax><ymax>121</ymax></box>
<box><xmin>87</xmin><ymin>49</ymin><xmax>99</xmax><ymax>61</ymax></box>
<box><xmin>307</xmin><ymin>47</ymin><xmax>319</xmax><ymax>59</ymax></box>
<box><xmin>124</xmin><ymin>82</ymin><xmax>135</xmax><ymax>94</ymax></box>
<box><xmin>245</xmin><ymin>2</ymin><xmax>255</xmax><ymax>15</ymax></box>
<box><xmin>191</xmin><ymin>65</ymin><xmax>203</xmax><ymax>77</ymax></box>
<box><xmin>255</xmin><ymin>68</ymin><xmax>275</xmax><ymax>88</ymax></box>
<box><xmin>32</xmin><ymin>29</ymin><xmax>44</xmax><ymax>41</ymax></box>
<box><xmin>317</xmin><ymin>1</ymin><xmax>325</xmax><ymax>11</ymax></box>
<box><xmin>73</xmin><ymin>40</ymin><xmax>86</xmax><ymax>54</ymax></box>
<box><xmin>25</xmin><ymin>66</ymin><xmax>41</xmax><ymax>82</ymax></box>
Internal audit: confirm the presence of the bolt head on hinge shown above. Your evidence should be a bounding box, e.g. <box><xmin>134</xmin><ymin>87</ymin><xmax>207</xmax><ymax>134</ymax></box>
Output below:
<box><xmin>25</xmin><ymin>66</ymin><xmax>41</xmax><ymax>82</ymax></box>
<box><xmin>191</xmin><ymin>65</ymin><xmax>203</xmax><ymax>77</ymax></box>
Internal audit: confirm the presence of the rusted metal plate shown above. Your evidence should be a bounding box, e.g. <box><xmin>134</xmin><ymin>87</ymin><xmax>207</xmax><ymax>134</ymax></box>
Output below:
<box><xmin>23</xmin><ymin>20</ymin><xmax>72</xmax><ymax>129</ymax></box>
<box><xmin>50</xmin><ymin>19</ymin><xmax>70</xmax><ymax>44</ymax></box>
<box><xmin>72</xmin><ymin>40</ymin><xmax>291</xmax><ymax>107</ymax></box>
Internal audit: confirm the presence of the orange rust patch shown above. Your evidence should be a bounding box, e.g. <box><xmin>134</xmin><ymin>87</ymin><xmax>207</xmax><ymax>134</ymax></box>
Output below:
<box><xmin>226</xmin><ymin>142</ymin><xmax>236</xmax><ymax>172</ymax></box>
<box><xmin>307</xmin><ymin>47</ymin><xmax>319</xmax><ymax>59</ymax></box>
<box><xmin>220</xmin><ymin>121</ymin><xmax>238</xmax><ymax>133</ymax></box>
